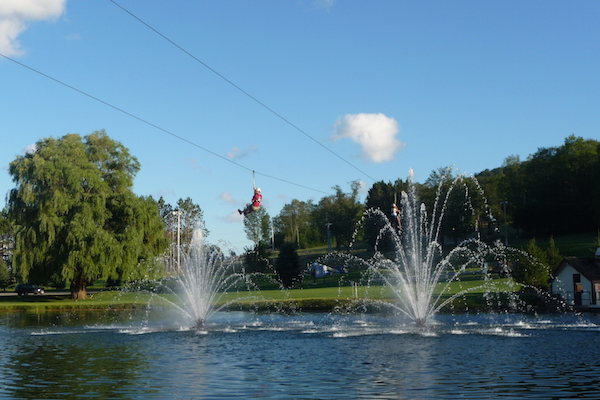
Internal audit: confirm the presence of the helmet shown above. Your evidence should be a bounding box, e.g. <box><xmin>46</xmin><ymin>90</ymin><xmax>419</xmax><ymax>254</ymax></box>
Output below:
<box><xmin>256</xmin><ymin>188</ymin><xmax>261</xmax><ymax>193</ymax></box>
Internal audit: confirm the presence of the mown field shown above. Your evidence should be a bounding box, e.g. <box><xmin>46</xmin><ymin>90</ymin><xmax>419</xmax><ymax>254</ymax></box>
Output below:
<box><xmin>0</xmin><ymin>270</ymin><xmax>520</xmax><ymax>313</ymax></box>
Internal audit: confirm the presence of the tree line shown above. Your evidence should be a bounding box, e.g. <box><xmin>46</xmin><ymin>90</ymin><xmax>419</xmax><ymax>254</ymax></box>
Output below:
<box><xmin>267</xmin><ymin>135</ymin><xmax>600</xmax><ymax>250</ymax></box>
<box><xmin>249</xmin><ymin>135</ymin><xmax>600</xmax><ymax>287</ymax></box>
<box><xmin>483</xmin><ymin>135</ymin><xmax>600</xmax><ymax>236</ymax></box>
<box><xmin>1</xmin><ymin>131</ymin><xmax>597</xmax><ymax>295</ymax></box>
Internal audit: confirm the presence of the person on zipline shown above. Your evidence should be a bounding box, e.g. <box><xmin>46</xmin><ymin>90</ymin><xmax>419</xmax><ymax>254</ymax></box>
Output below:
<box><xmin>239</xmin><ymin>187</ymin><xmax>262</xmax><ymax>216</ymax></box>
<box><xmin>391</xmin><ymin>203</ymin><xmax>401</xmax><ymax>232</ymax></box>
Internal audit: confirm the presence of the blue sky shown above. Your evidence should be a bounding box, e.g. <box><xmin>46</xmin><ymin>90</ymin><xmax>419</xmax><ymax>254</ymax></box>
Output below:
<box><xmin>1</xmin><ymin>0</ymin><xmax>598</xmax><ymax>252</ymax></box>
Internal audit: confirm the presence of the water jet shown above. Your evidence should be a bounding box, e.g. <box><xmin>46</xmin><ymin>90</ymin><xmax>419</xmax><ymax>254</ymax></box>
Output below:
<box><xmin>151</xmin><ymin>226</ymin><xmax>253</xmax><ymax>329</ymax></box>
<box><xmin>349</xmin><ymin>169</ymin><xmax>534</xmax><ymax>326</ymax></box>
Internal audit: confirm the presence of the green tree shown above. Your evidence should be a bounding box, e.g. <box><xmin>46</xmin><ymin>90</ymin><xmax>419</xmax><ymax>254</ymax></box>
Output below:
<box><xmin>242</xmin><ymin>207</ymin><xmax>272</xmax><ymax>274</ymax></box>
<box><xmin>157</xmin><ymin>197</ymin><xmax>173</xmax><ymax>228</ymax></box>
<box><xmin>422</xmin><ymin>167</ymin><xmax>483</xmax><ymax>245</ymax></box>
<box><xmin>497</xmin><ymin>155</ymin><xmax>524</xmax><ymax>236</ymax></box>
<box><xmin>514</xmin><ymin>136</ymin><xmax>600</xmax><ymax>235</ymax></box>
<box><xmin>243</xmin><ymin>242</ymin><xmax>271</xmax><ymax>274</ymax></box>
<box><xmin>243</xmin><ymin>206</ymin><xmax>270</xmax><ymax>246</ymax></box>
<box><xmin>176</xmin><ymin>197</ymin><xmax>208</xmax><ymax>245</ymax></box>
<box><xmin>363</xmin><ymin>179</ymin><xmax>406</xmax><ymax>251</ymax></box>
<box><xmin>364</xmin><ymin>179</ymin><xmax>406</xmax><ymax>211</ymax></box>
<box><xmin>7</xmin><ymin>131</ymin><xmax>169</xmax><ymax>299</ymax></box>
<box><xmin>0</xmin><ymin>210</ymin><xmax>13</xmax><ymax>279</ymax></box>
<box><xmin>474</xmin><ymin>168</ymin><xmax>504</xmax><ymax>237</ymax></box>
<box><xmin>314</xmin><ymin>181</ymin><xmax>364</xmax><ymax>252</ymax></box>
<box><xmin>158</xmin><ymin>196</ymin><xmax>208</xmax><ymax>262</ymax></box>
<box><xmin>545</xmin><ymin>236</ymin><xmax>563</xmax><ymax>271</ymax></box>
<box><xmin>273</xmin><ymin>199</ymin><xmax>319</xmax><ymax>248</ymax></box>
<box><xmin>124</xmin><ymin>195</ymin><xmax>170</xmax><ymax>280</ymax></box>
<box><xmin>0</xmin><ymin>258</ymin><xmax>12</xmax><ymax>291</ymax></box>
<box><xmin>512</xmin><ymin>238</ymin><xmax>551</xmax><ymax>289</ymax></box>
<box><xmin>275</xmin><ymin>242</ymin><xmax>301</xmax><ymax>288</ymax></box>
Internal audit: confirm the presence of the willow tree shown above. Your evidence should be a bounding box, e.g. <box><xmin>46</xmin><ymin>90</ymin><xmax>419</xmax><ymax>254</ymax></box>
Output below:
<box><xmin>7</xmin><ymin>130</ymin><xmax>169</xmax><ymax>299</ymax></box>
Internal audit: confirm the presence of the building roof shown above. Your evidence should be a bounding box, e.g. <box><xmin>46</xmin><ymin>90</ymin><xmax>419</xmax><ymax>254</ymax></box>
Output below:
<box><xmin>555</xmin><ymin>257</ymin><xmax>600</xmax><ymax>282</ymax></box>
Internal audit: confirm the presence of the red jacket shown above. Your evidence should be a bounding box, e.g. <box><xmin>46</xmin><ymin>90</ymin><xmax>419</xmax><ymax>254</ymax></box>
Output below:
<box><xmin>252</xmin><ymin>193</ymin><xmax>262</xmax><ymax>207</ymax></box>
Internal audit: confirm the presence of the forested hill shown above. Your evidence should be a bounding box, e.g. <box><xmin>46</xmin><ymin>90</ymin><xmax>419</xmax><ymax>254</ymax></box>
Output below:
<box><xmin>272</xmin><ymin>135</ymin><xmax>599</xmax><ymax>251</ymax></box>
<box><xmin>474</xmin><ymin>135</ymin><xmax>600</xmax><ymax>236</ymax></box>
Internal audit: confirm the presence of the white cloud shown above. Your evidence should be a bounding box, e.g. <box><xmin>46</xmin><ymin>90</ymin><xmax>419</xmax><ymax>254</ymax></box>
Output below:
<box><xmin>219</xmin><ymin>193</ymin><xmax>245</xmax><ymax>222</ymax></box>
<box><xmin>185</xmin><ymin>157</ymin><xmax>209</xmax><ymax>172</ymax></box>
<box><xmin>23</xmin><ymin>143</ymin><xmax>37</xmax><ymax>154</ymax></box>
<box><xmin>219</xmin><ymin>191</ymin><xmax>237</xmax><ymax>204</ymax></box>
<box><xmin>0</xmin><ymin>0</ymin><xmax>67</xmax><ymax>57</ymax></box>
<box><xmin>223</xmin><ymin>210</ymin><xmax>243</xmax><ymax>223</ymax></box>
<box><xmin>0</xmin><ymin>19</ymin><xmax>24</xmax><ymax>56</ymax></box>
<box><xmin>65</xmin><ymin>32</ymin><xmax>81</xmax><ymax>41</ymax></box>
<box><xmin>313</xmin><ymin>0</ymin><xmax>336</xmax><ymax>11</ymax></box>
<box><xmin>226</xmin><ymin>145</ymin><xmax>258</xmax><ymax>160</ymax></box>
<box><xmin>332</xmin><ymin>113</ymin><xmax>404</xmax><ymax>163</ymax></box>
<box><xmin>358</xmin><ymin>180</ymin><xmax>368</xmax><ymax>196</ymax></box>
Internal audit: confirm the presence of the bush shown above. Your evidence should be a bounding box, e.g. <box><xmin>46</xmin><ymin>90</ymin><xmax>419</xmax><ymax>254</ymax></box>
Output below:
<box><xmin>275</xmin><ymin>242</ymin><xmax>301</xmax><ymax>288</ymax></box>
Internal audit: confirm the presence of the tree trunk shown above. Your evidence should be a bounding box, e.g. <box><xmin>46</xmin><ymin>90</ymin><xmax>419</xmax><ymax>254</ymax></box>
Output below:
<box><xmin>70</xmin><ymin>277</ymin><xmax>88</xmax><ymax>300</ymax></box>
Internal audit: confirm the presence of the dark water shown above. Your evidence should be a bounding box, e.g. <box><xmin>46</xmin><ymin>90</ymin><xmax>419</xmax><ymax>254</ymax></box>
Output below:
<box><xmin>1</xmin><ymin>311</ymin><xmax>599</xmax><ymax>399</ymax></box>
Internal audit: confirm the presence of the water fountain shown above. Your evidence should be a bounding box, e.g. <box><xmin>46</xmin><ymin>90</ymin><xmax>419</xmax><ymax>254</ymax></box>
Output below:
<box><xmin>153</xmin><ymin>227</ymin><xmax>252</xmax><ymax>329</ymax></box>
<box><xmin>364</xmin><ymin>169</ymin><xmax>496</xmax><ymax>325</ymax></box>
<box><xmin>323</xmin><ymin>168</ymin><xmax>538</xmax><ymax>327</ymax></box>
<box><xmin>156</xmin><ymin>170</ymin><xmax>550</xmax><ymax>330</ymax></box>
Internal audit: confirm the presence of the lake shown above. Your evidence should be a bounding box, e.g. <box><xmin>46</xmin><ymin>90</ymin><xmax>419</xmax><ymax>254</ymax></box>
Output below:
<box><xmin>1</xmin><ymin>310</ymin><xmax>599</xmax><ymax>399</ymax></box>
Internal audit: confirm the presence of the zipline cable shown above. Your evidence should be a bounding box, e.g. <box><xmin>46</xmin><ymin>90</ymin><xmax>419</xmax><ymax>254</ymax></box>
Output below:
<box><xmin>0</xmin><ymin>52</ymin><xmax>332</xmax><ymax>196</ymax></box>
<box><xmin>108</xmin><ymin>0</ymin><xmax>376</xmax><ymax>182</ymax></box>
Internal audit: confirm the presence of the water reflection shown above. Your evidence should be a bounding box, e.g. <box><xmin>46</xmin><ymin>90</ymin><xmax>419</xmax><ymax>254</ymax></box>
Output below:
<box><xmin>0</xmin><ymin>311</ymin><xmax>599</xmax><ymax>399</ymax></box>
<box><xmin>3</xmin><ymin>324</ymin><xmax>148</xmax><ymax>398</ymax></box>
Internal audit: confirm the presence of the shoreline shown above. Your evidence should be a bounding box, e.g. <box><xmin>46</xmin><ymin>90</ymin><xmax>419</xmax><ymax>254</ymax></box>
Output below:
<box><xmin>0</xmin><ymin>295</ymin><xmax>557</xmax><ymax>314</ymax></box>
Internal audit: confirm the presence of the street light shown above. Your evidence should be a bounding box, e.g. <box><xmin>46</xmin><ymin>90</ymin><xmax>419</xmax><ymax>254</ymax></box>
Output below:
<box><xmin>500</xmin><ymin>201</ymin><xmax>508</xmax><ymax>245</ymax></box>
<box><xmin>172</xmin><ymin>210</ymin><xmax>183</xmax><ymax>273</ymax></box>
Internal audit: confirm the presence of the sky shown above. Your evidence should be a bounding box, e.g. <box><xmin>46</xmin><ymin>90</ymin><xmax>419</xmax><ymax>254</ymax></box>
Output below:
<box><xmin>1</xmin><ymin>0</ymin><xmax>599</xmax><ymax>253</ymax></box>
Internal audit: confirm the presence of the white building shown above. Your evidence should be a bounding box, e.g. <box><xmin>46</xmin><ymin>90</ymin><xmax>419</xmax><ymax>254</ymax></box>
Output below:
<box><xmin>551</xmin><ymin>249</ymin><xmax>600</xmax><ymax>310</ymax></box>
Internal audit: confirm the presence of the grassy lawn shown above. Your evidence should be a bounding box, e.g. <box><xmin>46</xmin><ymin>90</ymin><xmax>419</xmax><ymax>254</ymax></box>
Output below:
<box><xmin>0</xmin><ymin>291</ymin><xmax>154</xmax><ymax>312</ymax></box>
<box><xmin>0</xmin><ymin>272</ymin><xmax>522</xmax><ymax>313</ymax></box>
<box><xmin>5</xmin><ymin>232</ymin><xmax>568</xmax><ymax>313</ymax></box>
<box><xmin>252</xmin><ymin>275</ymin><xmax>518</xmax><ymax>301</ymax></box>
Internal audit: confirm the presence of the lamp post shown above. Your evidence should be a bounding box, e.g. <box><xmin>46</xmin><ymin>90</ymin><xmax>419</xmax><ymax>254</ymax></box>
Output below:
<box><xmin>172</xmin><ymin>210</ymin><xmax>183</xmax><ymax>273</ymax></box>
<box><xmin>500</xmin><ymin>201</ymin><xmax>508</xmax><ymax>245</ymax></box>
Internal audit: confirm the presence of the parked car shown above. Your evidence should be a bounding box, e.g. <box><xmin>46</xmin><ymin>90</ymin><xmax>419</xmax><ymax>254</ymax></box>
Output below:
<box><xmin>15</xmin><ymin>284</ymin><xmax>45</xmax><ymax>296</ymax></box>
